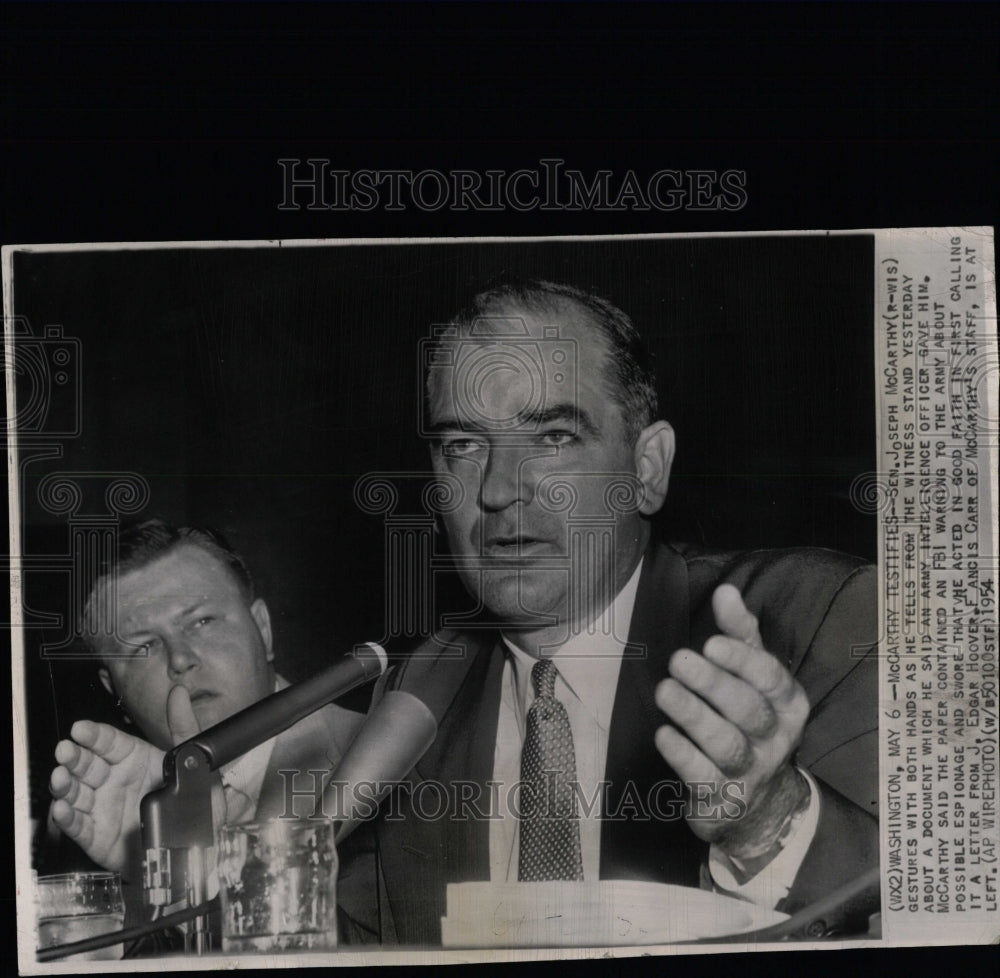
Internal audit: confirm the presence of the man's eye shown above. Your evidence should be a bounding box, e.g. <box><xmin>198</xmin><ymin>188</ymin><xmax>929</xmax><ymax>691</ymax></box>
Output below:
<box><xmin>194</xmin><ymin>616</ymin><xmax>214</xmax><ymax>627</ymax></box>
<box><xmin>541</xmin><ymin>430</ymin><xmax>575</xmax><ymax>447</ymax></box>
<box><xmin>441</xmin><ymin>438</ymin><xmax>486</xmax><ymax>457</ymax></box>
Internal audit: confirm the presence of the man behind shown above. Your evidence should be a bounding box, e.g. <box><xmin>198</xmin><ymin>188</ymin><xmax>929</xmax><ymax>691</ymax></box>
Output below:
<box><xmin>352</xmin><ymin>280</ymin><xmax>878</xmax><ymax>944</ymax></box>
<box><xmin>47</xmin><ymin>520</ymin><xmax>364</xmax><ymax>919</ymax></box>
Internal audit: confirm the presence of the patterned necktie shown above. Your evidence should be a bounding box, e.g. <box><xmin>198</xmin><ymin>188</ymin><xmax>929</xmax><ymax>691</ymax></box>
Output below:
<box><xmin>518</xmin><ymin>658</ymin><xmax>584</xmax><ymax>881</ymax></box>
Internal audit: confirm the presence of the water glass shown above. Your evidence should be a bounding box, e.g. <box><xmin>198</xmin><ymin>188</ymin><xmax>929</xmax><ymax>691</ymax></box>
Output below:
<box><xmin>36</xmin><ymin>872</ymin><xmax>125</xmax><ymax>961</ymax></box>
<box><xmin>218</xmin><ymin>819</ymin><xmax>338</xmax><ymax>953</ymax></box>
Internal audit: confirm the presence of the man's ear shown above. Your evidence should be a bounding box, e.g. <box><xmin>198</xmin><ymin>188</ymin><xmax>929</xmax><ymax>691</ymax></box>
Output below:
<box><xmin>634</xmin><ymin>421</ymin><xmax>675</xmax><ymax>516</ymax></box>
<box><xmin>250</xmin><ymin>598</ymin><xmax>275</xmax><ymax>662</ymax></box>
<box><xmin>99</xmin><ymin>667</ymin><xmax>133</xmax><ymax>724</ymax></box>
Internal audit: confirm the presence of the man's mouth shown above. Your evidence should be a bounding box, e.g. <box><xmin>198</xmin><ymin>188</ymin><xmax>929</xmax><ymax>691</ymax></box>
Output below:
<box><xmin>483</xmin><ymin>535</ymin><xmax>552</xmax><ymax>557</ymax></box>
<box><xmin>189</xmin><ymin>689</ymin><xmax>217</xmax><ymax>704</ymax></box>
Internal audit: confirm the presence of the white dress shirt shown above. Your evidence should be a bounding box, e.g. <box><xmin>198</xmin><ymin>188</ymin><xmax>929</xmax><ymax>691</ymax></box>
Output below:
<box><xmin>197</xmin><ymin>677</ymin><xmax>286</xmax><ymax>906</ymax></box>
<box><xmin>217</xmin><ymin>676</ymin><xmax>287</xmax><ymax>824</ymax></box>
<box><xmin>489</xmin><ymin>559</ymin><xmax>820</xmax><ymax>908</ymax></box>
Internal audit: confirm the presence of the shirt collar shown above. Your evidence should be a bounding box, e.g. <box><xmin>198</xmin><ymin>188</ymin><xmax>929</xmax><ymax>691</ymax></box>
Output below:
<box><xmin>501</xmin><ymin>558</ymin><xmax>644</xmax><ymax>731</ymax></box>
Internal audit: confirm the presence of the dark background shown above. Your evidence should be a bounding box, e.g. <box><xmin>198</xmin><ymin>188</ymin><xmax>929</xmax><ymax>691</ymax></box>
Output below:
<box><xmin>4</xmin><ymin>1</ymin><xmax>998</xmax><ymax>974</ymax></box>
<box><xmin>1</xmin><ymin>2</ymin><xmax>998</xmax><ymax>242</ymax></box>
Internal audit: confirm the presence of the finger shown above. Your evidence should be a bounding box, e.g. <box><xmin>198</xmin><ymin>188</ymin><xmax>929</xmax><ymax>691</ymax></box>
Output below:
<box><xmin>50</xmin><ymin>799</ymin><xmax>94</xmax><ymax>849</ymax></box>
<box><xmin>667</xmin><ymin>648</ymin><xmax>777</xmax><ymax>738</ymax></box>
<box><xmin>654</xmin><ymin>723</ymin><xmax>726</xmax><ymax>791</ymax></box>
<box><xmin>49</xmin><ymin>767</ymin><xmax>99</xmax><ymax>817</ymax></box>
<box><xmin>701</xmin><ymin>635</ymin><xmax>803</xmax><ymax>710</ymax></box>
<box><xmin>74</xmin><ymin>781</ymin><xmax>96</xmax><ymax>814</ymax></box>
<box><xmin>49</xmin><ymin>765</ymin><xmax>77</xmax><ymax>802</ymax></box>
<box><xmin>712</xmin><ymin>584</ymin><xmax>764</xmax><ymax>648</ymax></box>
<box><xmin>68</xmin><ymin>719</ymin><xmax>103</xmax><ymax>748</ymax></box>
<box><xmin>55</xmin><ymin>739</ymin><xmax>111</xmax><ymax>787</ymax></box>
<box><xmin>71</xmin><ymin>720</ymin><xmax>138</xmax><ymax>765</ymax></box>
<box><xmin>655</xmin><ymin>676</ymin><xmax>753</xmax><ymax>776</ymax></box>
<box><xmin>166</xmin><ymin>685</ymin><xmax>201</xmax><ymax>746</ymax></box>
<box><xmin>52</xmin><ymin>778</ymin><xmax>93</xmax><ymax>814</ymax></box>
<box><xmin>49</xmin><ymin>797</ymin><xmax>74</xmax><ymax>832</ymax></box>
<box><xmin>54</xmin><ymin>738</ymin><xmax>83</xmax><ymax>772</ymax></box>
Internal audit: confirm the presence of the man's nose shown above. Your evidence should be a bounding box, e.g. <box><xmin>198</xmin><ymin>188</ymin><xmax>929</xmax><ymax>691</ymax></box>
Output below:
<box><xmin>165</xmin><ymin>635</ymin><xmax>201</xmax><ymax>676</ymax></box>
<box><xmin>480</xmin><ymin>444</ymin><xmax>533</xmax><ymax>512</ymax></box>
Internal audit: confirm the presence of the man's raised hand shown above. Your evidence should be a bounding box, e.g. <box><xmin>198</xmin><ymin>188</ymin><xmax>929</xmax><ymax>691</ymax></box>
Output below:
<box><xmin>654</xmin><ymin>584</ymin><xmax>810</xmax><ymax>857</ymax></box>
<box><xmin>49</xmin><ymin>721</ymin><xmax>165</xmax><ymax>876</ymax></box>
<box><xmin>48</xmin><ymin>685</ymin><xmax>203</xmax><ymax>877</ymax></box>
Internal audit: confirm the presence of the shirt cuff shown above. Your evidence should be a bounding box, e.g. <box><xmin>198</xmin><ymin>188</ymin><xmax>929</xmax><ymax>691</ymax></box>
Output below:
<box><xmin>707</xmin><ymin>767</ymin><xmax>820</xmax><ymax>909</ymax></box>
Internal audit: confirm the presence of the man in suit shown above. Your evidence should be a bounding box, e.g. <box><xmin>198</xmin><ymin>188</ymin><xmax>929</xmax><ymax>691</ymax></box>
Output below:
<box><xmin>349</xmin><ymin>280</ymin><xmax>878</xmax><ymax>944</ymax></box>
<box><xmin>47</xmin><ymin>519</ymin><xmax>364</xmax><ymax>920</ymax></box>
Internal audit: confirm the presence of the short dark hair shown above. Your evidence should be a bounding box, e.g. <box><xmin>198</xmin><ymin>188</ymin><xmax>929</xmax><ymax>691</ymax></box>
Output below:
<box><xmin>80</xmin><ymin>518</ymin><xmax>255</xmax><ymax>645</ymax></box>
<box><xmin>435</xmin><ymin>279</ymin><xmax>659</xmax><ymax>444</ymax></box>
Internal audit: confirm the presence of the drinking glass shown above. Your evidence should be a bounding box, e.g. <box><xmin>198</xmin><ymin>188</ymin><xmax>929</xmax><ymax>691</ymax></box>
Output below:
<box><xmin>36</xmin><ymin>871</ymin><xmax>125</xmax><ymax>961</ymax></box>
<box><xmin>218</xmin><ymin>819</ymin><xmax>338</xmax><ymax>953</ymax></box>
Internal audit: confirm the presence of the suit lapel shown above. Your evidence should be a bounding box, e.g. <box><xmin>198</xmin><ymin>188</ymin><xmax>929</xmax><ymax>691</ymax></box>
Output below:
<box><xmin>607</xmin><ymin>542</ymin><xmax>690</xmax><ymax>786</ymax></box>
<box><xmin>620</xmin><ymin>541</ymin><xmax>691</xmax><ymax>731</ymax></box>
<box><xmin>600</xmin><ymin>542</ymin><xmax>702</xmax><ymax>885</ymax></box>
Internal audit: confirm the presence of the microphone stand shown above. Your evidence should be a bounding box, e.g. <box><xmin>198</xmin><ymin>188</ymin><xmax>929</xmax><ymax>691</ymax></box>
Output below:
<box><xmin>139</xmin><ymin>739</ymin><xmax>217</xmax><ymax>954</ymax></box>
<box><xmin>136</xmin><ymin>643</ymin><xmax>387</xmax><ymax>956</ymax></box>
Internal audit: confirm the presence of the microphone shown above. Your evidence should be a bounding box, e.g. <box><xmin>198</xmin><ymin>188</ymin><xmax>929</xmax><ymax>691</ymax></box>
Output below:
<box><xmin>325</xmin><ymin>690</ymin><xmax>437</xmax><ymax>843</ymax></box>
<box><xmin>178</xmin><ymin>641</ymin><xmax>388</xmax><ymax>772</ymax></box>
<box><xmin>322</xmin><ymin>635</ymin><xmax>465</xmax><ymax>842</ymax></box>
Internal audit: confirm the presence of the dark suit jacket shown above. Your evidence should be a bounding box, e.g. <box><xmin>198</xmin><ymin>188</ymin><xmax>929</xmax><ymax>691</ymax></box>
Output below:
<box><xmin>342</xmin><ymin>542</ymin><xmax>879</xmax><ymax>946</ymax></box>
